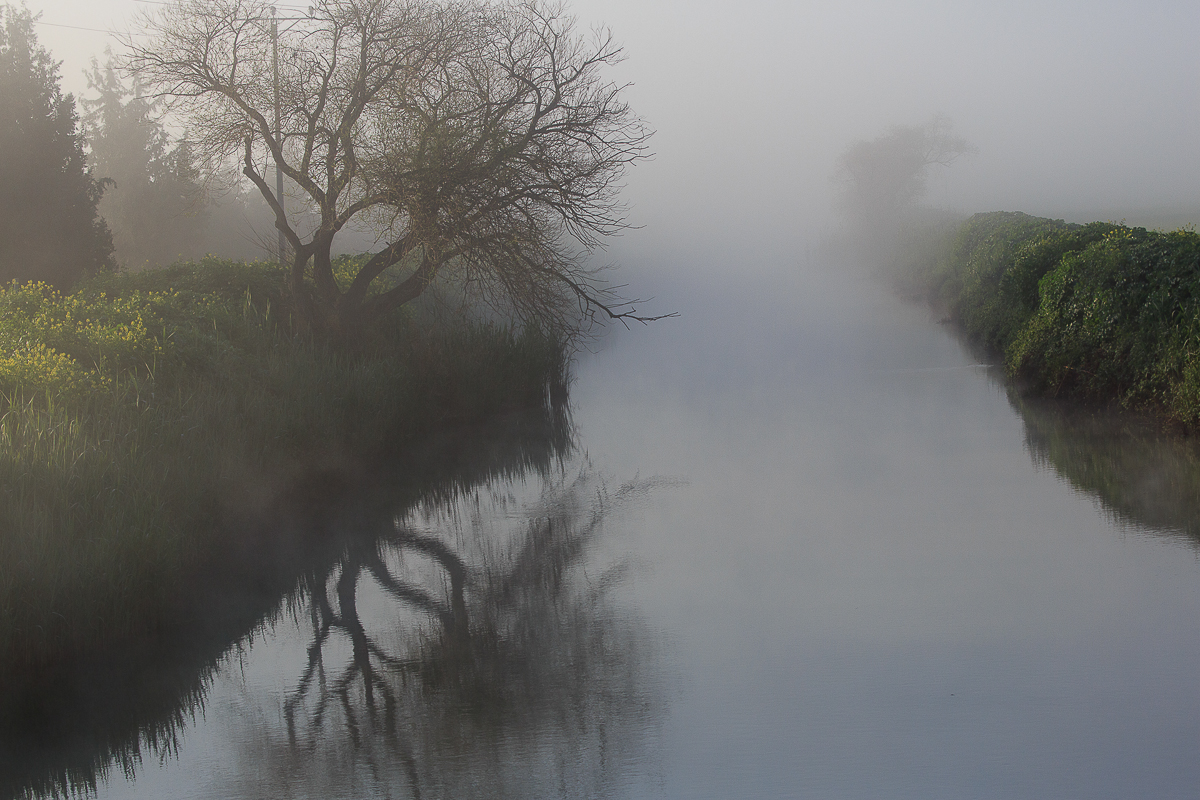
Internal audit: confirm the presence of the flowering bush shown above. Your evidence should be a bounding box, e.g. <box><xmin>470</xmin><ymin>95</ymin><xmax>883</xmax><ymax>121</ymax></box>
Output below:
<box><xmin>0</xmin><ymin>281</ymin><xmax>175</xmax><ymax>399</ymax></box>
<box><xmin>0</xmin><ymin>337</ymin><xmax>105</xmax><ymax>396</ymax></box>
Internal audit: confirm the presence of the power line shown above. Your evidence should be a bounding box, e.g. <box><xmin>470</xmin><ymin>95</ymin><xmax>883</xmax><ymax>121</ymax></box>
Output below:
<box><xmin>33</xmin><ymin>20</ymin><xmax>116</xmax><ymax>34</ymax></box>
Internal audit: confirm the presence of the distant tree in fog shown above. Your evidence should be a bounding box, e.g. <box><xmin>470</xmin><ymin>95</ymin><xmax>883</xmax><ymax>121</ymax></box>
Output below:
<box><xmin>835</xmin><ymin>116</ymin><xmax>974</xmax><ymax>232</ymax></box>
<box><xmin>128</xmin><ymin>0</ymin><xmax>658</xmax><ymax>337</ymax></box>
<box><xmin>0</xmin><ymin>5</ymin><xmax>112</xmax><ymax>286</ymax></box>
<box><xmin>83</xmin><ymin>54</ymin><xmax>208</xmax><ymax>270</ymax></box>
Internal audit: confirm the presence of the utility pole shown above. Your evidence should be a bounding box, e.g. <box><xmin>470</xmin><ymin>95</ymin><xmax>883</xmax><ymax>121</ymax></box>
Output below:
<box><xmin>272</xmin><ymin>6</ymin><xmax>286</xmax><ymax>262</ymax></box>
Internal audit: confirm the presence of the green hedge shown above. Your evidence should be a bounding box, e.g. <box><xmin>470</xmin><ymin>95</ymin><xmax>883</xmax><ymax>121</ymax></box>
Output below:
<box><xmin>928</xmin><ymin>212</ymin><xmax>1200</xmax><ymax>428</ymax></box>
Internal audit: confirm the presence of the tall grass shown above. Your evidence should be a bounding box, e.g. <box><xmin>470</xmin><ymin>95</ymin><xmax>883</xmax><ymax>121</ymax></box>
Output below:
<box><xmin>0</xmin><ymin>258</ymin><xmax>569</xmax><ymax>666</ymax></box>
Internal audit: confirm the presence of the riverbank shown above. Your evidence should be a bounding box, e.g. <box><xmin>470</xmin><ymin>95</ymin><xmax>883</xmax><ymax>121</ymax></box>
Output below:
<box><xmin>908</xmin><ymin>211</ymin><xmax>1200</xmax><ymax>430</ymax></box>
<box><xmin>0</xmin><ymin>258</ymin><xmax>569</xmax><ymax>668</ymax></box>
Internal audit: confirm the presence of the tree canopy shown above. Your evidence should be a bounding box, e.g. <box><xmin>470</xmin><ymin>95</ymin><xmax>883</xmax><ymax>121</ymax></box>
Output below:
<box><xmin>0</xmin><ymin>5</ymin><xmax>112</xmax><ymax>287</ymax></box>
<box><xmin>129</xmin><ymin>0</ymin><xmax>658</xmax><ymax>336</ymax></box>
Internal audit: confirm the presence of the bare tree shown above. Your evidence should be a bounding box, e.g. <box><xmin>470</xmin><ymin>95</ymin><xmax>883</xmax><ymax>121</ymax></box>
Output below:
<box><xmin>127</xmin><ymin>0</ymin><xmax>658</xmax><ymax>336</ymax></box>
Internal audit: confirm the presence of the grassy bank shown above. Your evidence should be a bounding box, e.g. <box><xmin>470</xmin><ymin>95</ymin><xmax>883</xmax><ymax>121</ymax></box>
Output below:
<box><xmin>0</xmin><ymin>258</ymin><xmax>568</xmax><ymax>666</ymax></box>
<box><xmin>914</xmin><ymin>211</ymin><xmax>1200</xmax><ymax>429</ymax></box>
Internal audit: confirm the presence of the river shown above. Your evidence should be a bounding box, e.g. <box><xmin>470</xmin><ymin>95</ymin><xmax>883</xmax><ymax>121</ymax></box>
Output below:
<box><xmin>11</xmin><ymin>261</ymin><xmax>1200</xmax><ymax>799</ymax></box>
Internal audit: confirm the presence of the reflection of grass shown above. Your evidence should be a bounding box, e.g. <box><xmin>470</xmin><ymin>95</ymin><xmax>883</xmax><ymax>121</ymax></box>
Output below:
<box><xmin>0</xmin><ymin>259</ymin><xmax>568</xmax><ymax>667</ymax></box>
<box><xmin>0</xmin><ymin>402</ymin><xmax>574</xmax><ymax>800</ymax></box>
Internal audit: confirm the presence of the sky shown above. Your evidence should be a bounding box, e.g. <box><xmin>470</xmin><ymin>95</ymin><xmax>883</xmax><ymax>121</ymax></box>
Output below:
<box><xmin>24</xmin><ymin>0</ymin><xmax>1200</xmax><ymax>272</ymax></box>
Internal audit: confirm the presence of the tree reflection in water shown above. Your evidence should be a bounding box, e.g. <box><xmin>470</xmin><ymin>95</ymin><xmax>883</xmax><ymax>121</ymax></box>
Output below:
<box><xmin>232</xmin><ymin>467</ymin><xmax>663</xmax><ymax>799</ymax></box>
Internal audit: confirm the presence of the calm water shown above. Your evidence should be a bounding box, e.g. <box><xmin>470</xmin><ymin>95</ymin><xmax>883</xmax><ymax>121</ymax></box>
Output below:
<box><xmin>13</xmin><ymin>263</ymin><xmax>1200</xmax><ymax>798</ymax></box>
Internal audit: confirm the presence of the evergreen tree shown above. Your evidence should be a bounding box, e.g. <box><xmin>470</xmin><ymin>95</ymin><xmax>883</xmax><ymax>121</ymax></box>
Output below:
<box><xmin>0</xmin><ymin>5</ymin><xmax>112</xmax><ymax>287</ymax></box>
<box><xmin>83</xmin><ymin>53</ymin><xmax>207</xmax><ymax>270</ymax></box>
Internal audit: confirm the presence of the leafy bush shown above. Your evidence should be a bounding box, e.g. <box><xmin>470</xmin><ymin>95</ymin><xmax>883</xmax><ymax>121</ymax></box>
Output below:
<box><xmin>927</xmin><ymin>212</ymin><xmax>1200</xmax><ymax>429</ymax></box>
<box><xmin>929</xmin><ymin>212</ymin><xmax>1072</xmax><ymax>344</ymax></box>
<box><xmin>0</xmin><ymin>281</ymin><xmax>166</xmax><ymax>398</ymax></box>
<box><xmin>1007</xmin><ymin>227</ymin><xmax>1200</xmax><ymax>419</ymax></box>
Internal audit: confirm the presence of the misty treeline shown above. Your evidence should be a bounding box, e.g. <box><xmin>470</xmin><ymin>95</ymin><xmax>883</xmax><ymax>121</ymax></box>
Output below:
<box><xmin>83</xmin><ymin>53</ymin><xmax>387</xmax><ymax>270</ymax></box>
<box><xmin>82</xmin><ymin>54</ymin><xmax>302</xmax><ymax>270</ymax></box>
<box><xmin>0</xmin><ymin>4</ymin><xmax>304</xmax><ymax>288</ymax></box>
<box><xmin>126</xmin><ymin>0</ymin><xmax>657</xmax><ymax>336</ymax></box>
<box><xmin>0</xmin><ymin>5</ymin><xmax>111</xmax><ymax>286</ymax></box>
<box><xmin>3</xmin><ymin>0</ymin><xmax>658</xmax><ymax>339</ymax></box>
<box><xmin>830</xmin><ymin>116</ymin><xmax>974</xmax><ymax>275</ymax></box>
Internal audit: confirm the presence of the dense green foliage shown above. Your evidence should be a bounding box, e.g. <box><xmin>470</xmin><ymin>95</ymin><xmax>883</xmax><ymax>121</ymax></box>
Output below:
<box><xmin>0</xmin><ymin>5</ymin><xmax>112</xmax><ymax>286</ymax></box>
<box><xmin>0</xmin><ymin>259</ymin><xmax>568</xmax><ymax>664</ymax></box>
<box><xmin>925</xmin><ymin>211</ymin><xmax>1200</xmax><ymax>428</ymax></box>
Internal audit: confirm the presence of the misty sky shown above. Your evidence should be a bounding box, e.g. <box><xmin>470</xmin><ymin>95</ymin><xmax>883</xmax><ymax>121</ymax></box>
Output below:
<box><xmin>27</xmin><ymin>0</ymin><xmax>1200</xmax><ymax>270</ymax></box>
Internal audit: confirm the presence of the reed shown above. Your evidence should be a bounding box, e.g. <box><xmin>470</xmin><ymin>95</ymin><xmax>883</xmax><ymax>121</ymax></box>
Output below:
<box><xmin>0</xmin><ymin>258</ymin><xmax>568</xmax><ymax>665</ymax></box>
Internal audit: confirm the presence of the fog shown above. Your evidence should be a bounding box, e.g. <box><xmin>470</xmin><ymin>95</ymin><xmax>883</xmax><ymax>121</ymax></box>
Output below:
<box><xmin>567</xmin><ymin>0</ymin><xmax>1200</xmax><ymax>252</ymax></box>
<box><xmin>29</xmin><ymin>0</ymin><xmax>1200</xmax><ymax>281</ymax></box>
<box><xmin>14</xmin><ymin>4</ymin><xmax>1200</xmax><ymax>797</ymax></box>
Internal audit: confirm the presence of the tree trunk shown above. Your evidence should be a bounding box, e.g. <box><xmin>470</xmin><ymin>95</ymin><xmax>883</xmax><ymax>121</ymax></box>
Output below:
<box><xmin>288</xmin><ymin>239</ymin><xmax>443</xmax><ymax>340</ymax></box>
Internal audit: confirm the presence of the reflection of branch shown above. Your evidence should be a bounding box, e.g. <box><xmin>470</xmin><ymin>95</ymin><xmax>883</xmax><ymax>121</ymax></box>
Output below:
<box><xmin>285</xmin><ymin>575</ymin><xmax>334</xmax><ymax>744</ymax></box>
<box><xmin>364</xmin><ymin>550</ymin><xmax>454</xmax><ymax>630</ymax></box>
<box><xmin>384</xmin><ymin>527</ymin><xmax>469</xmax><ymax>587</ymax></box>
<box><xmin>336</xmin><ymin>561</ymin><xmax>377</xmax><ymax>712</ymax></box>
<box><xmin>280</xmin><ymin>552</ymin><xmax>430</xmax><ymax>798</ymax></box>
<box><xmin>494</xmin><ymin>507</ymin><xmax>598</xmax><ymax>609</ymax></box>
<box><xmin>285</xmin><ymin>556</ymin><xmax>424</xmax><ymax>746</ymax></box>
<box><xmin>268</xmin><ymin>466</ymin><xmax>665</xmax><ymax>800</ymax></box>
<box><xmin>385</xmin><ymin>526</ymin><xmax>470</xmax><ymax>640</ymax></box>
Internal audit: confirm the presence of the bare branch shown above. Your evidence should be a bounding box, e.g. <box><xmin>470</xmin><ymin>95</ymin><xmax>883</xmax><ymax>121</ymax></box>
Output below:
<box><xmin>128</xmin><ymin>0</ymin><xmax>659</xmax><ymax>334</ymax></box>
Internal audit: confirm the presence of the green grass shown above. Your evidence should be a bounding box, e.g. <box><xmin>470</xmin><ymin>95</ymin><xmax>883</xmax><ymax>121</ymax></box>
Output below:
<box><xmin>0</xmin><ymin>258</ymin><xmax>569</xmax><ymax>666</ymax></box>
<box><xmin>916</xmin><ymin>211</ymin><xmax>1200</xmax><ymax>430</ymax></box>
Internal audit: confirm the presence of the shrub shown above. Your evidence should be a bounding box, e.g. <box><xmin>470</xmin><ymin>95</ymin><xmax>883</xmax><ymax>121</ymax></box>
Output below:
<box><xmin>924</xmin><ymin>211</ymin><xmax>1200</xmax><ymax>429</ymax></box>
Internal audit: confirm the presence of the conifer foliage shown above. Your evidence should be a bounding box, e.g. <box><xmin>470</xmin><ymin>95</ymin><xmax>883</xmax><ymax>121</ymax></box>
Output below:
<box><xmin>0</xmin><ymin>5</ymin><xmax>112</xmax><ymax>287</ymax></box>
<box><xmin>83</xmin><ymin>55</ymin><xmax>206</xmax><ymax>270</ymax></box>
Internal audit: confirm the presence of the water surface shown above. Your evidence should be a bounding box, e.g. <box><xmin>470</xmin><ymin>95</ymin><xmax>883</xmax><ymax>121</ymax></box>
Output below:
<box><xmin>16</xmin><ymin>263</ymin><xmax>1200</xmax><ymax>798</ymax></box>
